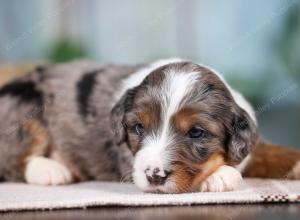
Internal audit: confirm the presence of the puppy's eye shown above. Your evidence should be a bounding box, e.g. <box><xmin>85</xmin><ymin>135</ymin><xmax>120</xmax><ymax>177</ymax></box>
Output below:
<box><xmin>134</xmin><ymin>123</ymin><xmax>144</xmax><ymax>136</ymax></box>
<box><xmin>187</xmin><ymin>126</ymin><xmax>205</xmax><ymax>139</ymax></box>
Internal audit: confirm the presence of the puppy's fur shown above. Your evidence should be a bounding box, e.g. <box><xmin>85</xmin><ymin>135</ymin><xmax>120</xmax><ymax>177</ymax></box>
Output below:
<box><xmin>0</xmin><ymin>59</ymin><xmax>299</xmax><ymax>193</ymax></box>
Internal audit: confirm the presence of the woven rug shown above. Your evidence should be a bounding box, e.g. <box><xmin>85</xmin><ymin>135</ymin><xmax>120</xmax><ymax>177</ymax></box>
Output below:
<box><xmin>0</xmin><ymin>178</ymin><xmax>300</xmax><ymax>211</ymax></box>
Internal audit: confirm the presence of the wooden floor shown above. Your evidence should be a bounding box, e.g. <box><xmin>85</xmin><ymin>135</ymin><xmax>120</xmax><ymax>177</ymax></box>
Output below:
<box><xmin>1</xmin><ymin>204</ymin><xmax>300</xmax><ymax>220</ymax></box>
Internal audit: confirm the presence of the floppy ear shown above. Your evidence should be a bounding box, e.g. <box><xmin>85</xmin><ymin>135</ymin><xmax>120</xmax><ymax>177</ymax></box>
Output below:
<box><xmin>226</xmin><ymin>107</ymin><xmax>258</xmax><ymax>164</ymax></box>
<box><xmin>110</xmin><ymin>88</ymin><xmax>137</xmax><ymax>145</ymax></box>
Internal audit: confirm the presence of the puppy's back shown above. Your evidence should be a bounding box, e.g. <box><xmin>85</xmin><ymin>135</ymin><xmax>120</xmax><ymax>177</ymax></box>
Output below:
<box><xmin>0</xmin><ymin>60</ymin><xmax>143</xmax><ymax>182</ymax></box>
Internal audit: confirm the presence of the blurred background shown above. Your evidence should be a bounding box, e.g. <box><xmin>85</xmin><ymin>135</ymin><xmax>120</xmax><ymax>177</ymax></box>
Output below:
<box><xmin>0</xmin><ymin>0</ymin><xmax>299</xmax><ymax>147</ymax></box>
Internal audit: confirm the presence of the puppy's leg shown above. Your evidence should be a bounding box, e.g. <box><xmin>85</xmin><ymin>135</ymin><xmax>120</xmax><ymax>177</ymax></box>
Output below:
<box><xmin>242</xmin><ymin>142</ymin><xmax>300</xmax><ymax>179</ymax></box>
<box><xmin>25</xmin><ymin>156</ymin><xmax>73</xmax><ymax>185</ymax></box>
<box><xmin>23</xmin><ymin>120</ymin><xmax>73</xmax><ymax>185</ymax></box>
<box><xmin>190</xmin><ymin>153</ymin><xmax>242</xmax><ymax>192</ymax></box>
<box><xmin>197</xmin><ymin>141</ymin><xmax>300</xmax><ymax>192</ymax></box>
<box><xmin>198</xmin><ymin>165</ymin><xmax>242</xmax><ymax>192</ymax></box>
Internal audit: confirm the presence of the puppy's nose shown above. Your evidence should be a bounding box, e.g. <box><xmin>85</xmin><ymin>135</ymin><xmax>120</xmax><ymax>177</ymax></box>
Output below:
<box><xmin>145</xmin><ymin>167</ymin><xmax>170</xmax><ymax>186</ymax></box>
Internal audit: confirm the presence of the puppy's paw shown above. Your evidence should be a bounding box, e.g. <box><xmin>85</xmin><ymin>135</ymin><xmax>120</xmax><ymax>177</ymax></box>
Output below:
<box><xmin>198</xmin><ymin>165</ymin><xmax>242</xmax><ymax>192</ymax></box>
<box><xmin>25</xmin><ymin>156</ymin><xmax>73</xmax><ymax>186</ymax></box>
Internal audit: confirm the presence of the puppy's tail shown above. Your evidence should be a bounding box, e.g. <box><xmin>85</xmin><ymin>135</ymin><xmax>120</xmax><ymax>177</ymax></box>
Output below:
<box><xmin>242</xmin><ymin>141</ymin><xmax>300</xmax><ymax>179</ymax></box>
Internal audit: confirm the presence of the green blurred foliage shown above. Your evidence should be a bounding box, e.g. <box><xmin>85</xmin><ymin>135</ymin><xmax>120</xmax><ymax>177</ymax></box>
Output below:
<box><xmin>276</xmin><ymin>5</ymin><xmax>300</xmax><ymax>81</ymax></box>
<box><xmin>47</xmin><ymin>38</ymin><xmax>89</xmax><ymax>63</ymax></box>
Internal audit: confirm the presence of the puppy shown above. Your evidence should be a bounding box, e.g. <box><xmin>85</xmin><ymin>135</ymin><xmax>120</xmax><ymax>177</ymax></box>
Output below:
<box><xmin>0</xmin><ymin>59</ymin><xmax>299</xmax><ymax>193</ymax></box>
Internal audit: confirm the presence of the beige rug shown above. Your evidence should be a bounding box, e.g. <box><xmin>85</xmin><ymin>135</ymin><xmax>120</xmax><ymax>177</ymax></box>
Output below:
<box><xmin>0</xmin><ymin>178</ymin><xmax>300</xmax><ymax>211</ymax></box>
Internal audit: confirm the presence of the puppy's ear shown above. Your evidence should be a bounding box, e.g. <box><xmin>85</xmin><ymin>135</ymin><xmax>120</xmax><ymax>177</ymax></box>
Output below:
<box><xmin>226</xmin><ymin>107</ymin><xmax>258</xmax><ymax>164</ymax></box>
<box><xmin>110</xmin><ymin>88</ymin><xmax>137</xmax><ymax>145</ymax></box>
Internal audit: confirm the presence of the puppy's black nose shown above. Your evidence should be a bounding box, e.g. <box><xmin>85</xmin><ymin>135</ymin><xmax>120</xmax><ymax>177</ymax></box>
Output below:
<box><xmin>145</xmin><ymin>167</ymin><xmax>171</xmax><ymax>186</ymax></box>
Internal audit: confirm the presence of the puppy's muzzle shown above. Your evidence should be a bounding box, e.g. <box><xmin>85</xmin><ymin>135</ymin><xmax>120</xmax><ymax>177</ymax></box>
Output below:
<box><xmin>145</xmin><ymin>167</ymin><xmax>171</xmax><ymax>186</ymax></box>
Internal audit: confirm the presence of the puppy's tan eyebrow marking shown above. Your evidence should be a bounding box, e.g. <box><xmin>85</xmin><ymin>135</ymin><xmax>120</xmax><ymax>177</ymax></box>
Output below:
<box><xmin>171</xmin><ymin>106</ymin><xmax>224</xmax><ymax>137</ymax></box>
<box><xmin>172</xmin><ymin>107</ymin><xmax>200</xmax><ymax>133</ymax></box>
<box><xmin>138</xmin><ymin>104</ymin><xmax>161</xmax><ymax>130</ymax></box>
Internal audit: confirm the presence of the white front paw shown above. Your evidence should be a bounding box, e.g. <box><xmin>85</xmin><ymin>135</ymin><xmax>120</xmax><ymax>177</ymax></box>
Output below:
<box><xmin>199</xmin><ymin>165</ymin><xmax>242</xmax><ymax>192</ymax></box>
<box><xmin>25</xmin><ymin>157</ymin><xmax>73</xmax><ymax>186</ymax></box>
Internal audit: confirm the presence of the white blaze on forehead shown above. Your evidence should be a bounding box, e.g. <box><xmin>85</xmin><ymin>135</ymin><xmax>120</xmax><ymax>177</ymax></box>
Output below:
<box><xmin>158</xmin><ymin>69</ymin><xmax>201</xmax><ymax>146</ymax></box>
<box><xmin>115</xmin><ymin>58</ymin><xmax>183</xmax><ymax>101</ymax></box>
<box><xmin>144</xmin><ymin>69</ymin><xmax>201</xmax><ymax>151</ymax></box>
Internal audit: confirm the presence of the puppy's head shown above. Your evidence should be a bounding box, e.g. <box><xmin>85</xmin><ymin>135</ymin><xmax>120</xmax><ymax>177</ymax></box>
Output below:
<box><xmin>111</xmin><ymin>61</ymin><xmax>258</xmax><ymax>193</ymax></box>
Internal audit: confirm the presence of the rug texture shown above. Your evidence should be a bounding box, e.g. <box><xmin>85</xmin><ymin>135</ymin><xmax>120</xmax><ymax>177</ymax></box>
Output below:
<box><xmin>0</xmin><ymin>178</ymin><xmax>300</xmax><ymax>211</ymax></box>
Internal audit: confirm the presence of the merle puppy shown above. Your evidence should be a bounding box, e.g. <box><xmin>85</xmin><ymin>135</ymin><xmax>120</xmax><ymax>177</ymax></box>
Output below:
<box><xmin>0</xmin><ymin>59</ymin><xmax>299</xmax><ymax>193</ymax></box>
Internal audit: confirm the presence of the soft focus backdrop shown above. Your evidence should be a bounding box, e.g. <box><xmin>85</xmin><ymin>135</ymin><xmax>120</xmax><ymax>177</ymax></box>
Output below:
<box><xmin>0</xmin><ymin>0</ymin><xmax>299</xmax><ymax>147</ymax></box>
